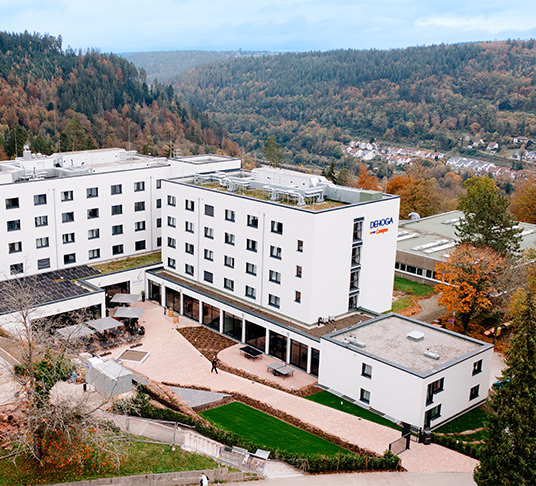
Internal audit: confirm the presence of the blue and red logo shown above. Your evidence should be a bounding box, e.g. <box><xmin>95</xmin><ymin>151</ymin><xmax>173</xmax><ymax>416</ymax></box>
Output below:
<box><xmin>370</xmin><ymin>217</ymin><xmax>393</xmax><ymax>235</ymax></box>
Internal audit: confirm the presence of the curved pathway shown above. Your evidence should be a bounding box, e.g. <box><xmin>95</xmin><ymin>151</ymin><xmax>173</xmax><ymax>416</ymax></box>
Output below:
<box><xmin>107</xmin><ymin>301</ymin><xmax>477</xmax><ymax>473</ymax></box>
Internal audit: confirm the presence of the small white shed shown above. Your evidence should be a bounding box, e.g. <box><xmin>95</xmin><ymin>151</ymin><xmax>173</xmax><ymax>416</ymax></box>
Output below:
<box><xmin>86</xmin><ymin>358</ymin><xmax>133</xmax><ymax>398</ymax></box>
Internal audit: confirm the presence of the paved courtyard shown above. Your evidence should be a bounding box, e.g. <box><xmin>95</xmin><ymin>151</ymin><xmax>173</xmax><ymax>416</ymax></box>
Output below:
<box><xmin>101</xmin><ymin>300</ymin><xmax>480</xmax><ymax>473</ymax></box>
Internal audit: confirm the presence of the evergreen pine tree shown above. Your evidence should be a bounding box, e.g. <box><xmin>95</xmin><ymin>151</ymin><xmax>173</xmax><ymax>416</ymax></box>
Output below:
<box><xmin>474</xmin><ymin>290</ymin><xmax>536</xmax><ymax>485</ymax></box>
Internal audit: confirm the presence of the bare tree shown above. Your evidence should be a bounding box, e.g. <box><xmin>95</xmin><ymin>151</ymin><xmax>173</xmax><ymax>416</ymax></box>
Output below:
<box><xmin>0</xmin><ymin>274</ymin><xmax>127</xmax><ymax>473</ymax></box>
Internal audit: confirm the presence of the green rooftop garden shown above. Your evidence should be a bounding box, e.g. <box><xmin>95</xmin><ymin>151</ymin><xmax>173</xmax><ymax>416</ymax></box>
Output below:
<box><xmin>91</xmin><ymin>251</ymin><xmax>162</xmax><ymax>274</ymax></box>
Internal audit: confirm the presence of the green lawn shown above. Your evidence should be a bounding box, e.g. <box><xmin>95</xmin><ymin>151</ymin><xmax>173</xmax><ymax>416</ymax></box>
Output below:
<box><xmin>435</xmin><ymin>406</ymin><xmax>487</xmax><ymax>434</ymax></box>
<box><xmin>391</xmin><ymin>296</ymin><xmax>416</xmax><ymax>314</ymax></box>
<box><xmin>394</xmin><ymin>276</ymin><xmax>434</xmax><ymax>297</ymax></box>
<box><xmin>0</xmin><ymin>439</ymin><xmax>217</xmax><ymax>486</ymax></box>
<box><xmin>200</xmin><ymin>402</ymin><xmax>347</xmax><ymax>455</ymax></box>
<box><xmin>91</xmin><ymin>251</ymin><xmax>161</xmax><ymax>274</ymax></box>
<box><xmin>306</xmin><ymin>391</ymin><xmax>401</xmax><ymax>431</ymax></box>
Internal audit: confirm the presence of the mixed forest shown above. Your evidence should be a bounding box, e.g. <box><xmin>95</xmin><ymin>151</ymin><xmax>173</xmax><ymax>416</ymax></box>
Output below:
<box><xmin>0</xmin><ymin>31</ymin><xmax>240</xmax><ymax>159</ymax></box>
<box><xmin>174</xmin><ymin>41</ymin><xmax>536</xmax><ymax>166</ymax></box>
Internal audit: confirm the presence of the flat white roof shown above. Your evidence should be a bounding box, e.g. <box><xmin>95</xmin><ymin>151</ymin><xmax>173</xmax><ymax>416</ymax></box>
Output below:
<box><xmin>329</xmin><ymin>314</ymin><xmax>491</xmax><ymax>375</ymax></box>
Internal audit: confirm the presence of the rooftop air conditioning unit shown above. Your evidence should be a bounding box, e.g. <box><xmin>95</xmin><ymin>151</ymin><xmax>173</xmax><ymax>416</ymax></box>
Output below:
<box><xmin>407</xmin><ymin>330</ymin><xmax>425</xmax><ymax>342</ymax></box>
<box><xmin>424</xmin><ymin>350</ymin><xmax>440</xmax><ymax>360</ymax></box>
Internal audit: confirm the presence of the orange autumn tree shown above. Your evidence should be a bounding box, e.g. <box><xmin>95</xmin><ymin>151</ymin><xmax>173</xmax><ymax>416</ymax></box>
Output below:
<box><xmin>356</xmin><ymin>162</ymin><xmax>381</xmax><ymax>190</ymax></box>
<box><xmin>435</xmin><ymin>244</ymin><xmax>504</xmax><ymax>334</ymax></box>
<box><xmin>510</xmin><ymin>178</ymin><xmax>536</xmax><ymax>224</ymax></box>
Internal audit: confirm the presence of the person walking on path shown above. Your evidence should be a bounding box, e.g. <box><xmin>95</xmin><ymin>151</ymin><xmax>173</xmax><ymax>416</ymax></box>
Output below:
<box><xmin>200</xmin><ymin>472</ymin><xmax>209</xmax><ymax>485</ymax></box>
<box><xmin>211</xmin><ymin>356</ymin><xmax>218</xmax><ymax>373</ymax></box>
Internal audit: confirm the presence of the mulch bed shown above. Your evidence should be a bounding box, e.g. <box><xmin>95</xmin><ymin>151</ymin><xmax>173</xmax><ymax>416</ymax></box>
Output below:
<box><xmin>178</xmin><ymin>327</ymin><xmax>236</xmax><ymax>360</ymax></box>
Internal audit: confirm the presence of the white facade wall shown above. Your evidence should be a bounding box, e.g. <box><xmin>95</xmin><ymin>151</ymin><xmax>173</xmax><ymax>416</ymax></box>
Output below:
<box><xmin>161</xmin><ymin>181</ymin><xmax>399</xmax><ymax>323</ymax></box>
<box><xmin>319</xmin><ymin>336</ymin><xmax>493</xmax><ymax>429</ymax></box>
<box><xmin>0</xmin><ymin>153</ymin><xmax>241</xmax><ymax>279</ymax></box>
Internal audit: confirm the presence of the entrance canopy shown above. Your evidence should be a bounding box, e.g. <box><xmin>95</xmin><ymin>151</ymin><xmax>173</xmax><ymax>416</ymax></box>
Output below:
<box><xmin>56</xmin><ymin>324</ymin><xmax>95</xmax><ymax>339</ymax></box>
<box><xmin>110</xmin><ymin>293</ymin><xmax>141</xmax><ymax>304</ymax></box>
<box><xmin>114</xmin><ymin>307</ymin><xmax>145</xmax><ymax>319</ymax></box>
<box><xmin>86</xmin><ymin>316</ymin><xmax>123</xmax><ymax>332</ymax></box>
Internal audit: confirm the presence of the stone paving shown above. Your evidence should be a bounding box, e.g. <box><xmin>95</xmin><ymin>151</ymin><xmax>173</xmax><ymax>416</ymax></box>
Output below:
<box><xmin>105</xmin><ymin>301</ymin><xmax>478</xmax><ymax>473</ymax></box>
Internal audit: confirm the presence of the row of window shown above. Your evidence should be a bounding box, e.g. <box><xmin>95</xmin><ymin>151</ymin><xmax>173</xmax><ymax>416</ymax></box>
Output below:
<box><xmin>395</xmin><ymin>262</ymin><xmax>437</xmax><ymax>280</ymax></box>
<box><xmin>181</xmin><ymin>238</ymin><xmax>285</xmax><ymax>261</ymax></box>
<box><xmin>4</xmin><ymin>182</ymin><xmax>157</xmax><ymax>210</ymax></box>
<box><xmin>8</xmin><ymin>216</ymin><xmax>148</xmax><ymax>234</ymax></box>
<box><xmin>172</xmin><ymin>259</ymin><xmax>302</xmax><ymax>304</ymax></box>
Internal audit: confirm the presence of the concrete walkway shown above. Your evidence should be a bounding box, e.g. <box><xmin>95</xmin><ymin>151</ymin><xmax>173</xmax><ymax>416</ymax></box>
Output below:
<box><xmin>104</xmin><ymin>301</ymin><xmax>478</xmax><ymax>474</ymax></box>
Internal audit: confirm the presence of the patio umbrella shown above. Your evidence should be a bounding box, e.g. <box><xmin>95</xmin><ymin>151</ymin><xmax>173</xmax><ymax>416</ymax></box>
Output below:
<box><xmin>86</xmin><ymin>317</ymin><xmax>123</xmax><ymax>332</ymax></box>
<box><xmin>114</xmin><ymin>307</ymin><xmax>145</xmax><ymax>319</ymax></box>
<box><xmin>110</xmin><ymin>293</ymin><xmax>141</xmax><ymax>304</ymax></box>
<box><xmin>56</xmin><ymin>324</ymin><xmax>94</xmax><ymax>339</ymax></box>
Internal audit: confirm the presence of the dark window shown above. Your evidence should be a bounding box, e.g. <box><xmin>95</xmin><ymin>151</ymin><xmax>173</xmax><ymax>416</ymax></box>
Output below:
<box><xmin>8</xmin><ymin>242</ymin><xmax>22</xmax><ymax>253</ymax></box>
<box><xmin>351</xmin><ymin>245</ymin><xmax>361</xmax><ymax>266</ymax></box>
<box><xmin>10</xmin><ymin>263</ymin><xmax>23</xmax><ymax>274</ymax></box>
<box><xmin>224</xmin><ymin>278</ymin><xmax>234</xmax><ymax>291</ymax></box>
<box><xmin>185</xmin><ymin>199</ymin><xmax>195</xmax><ymax>211</ymax></box>
<box><xmin>134</xmin><ymin>181</ymin><xmax>145</xmax><ymax>192</ymax></box>
<box><xmin>246</xmin><ymin>239</ymin><xmax>257</xmax><ymax>252</ymax></box>
<box><xmin>225</xmin><ymin>233</ymin><xmax>235</xmax><ymax>245</ymax></box>
<box><xmin>35</xmin><ymin>216</ymin><xmax>48</xmax><ymax>227</ymax></box>
<box><xmin>88</xmin><ymin>249</ymin><xmax>100</xmax><ymax>260</ymax></box>
<box><xmin>87</xmin><ymin>208</ymin><xmax>99</xmax><ymax>219</ymax></box>
<box><xmin>167</xmin><ymin>216</ymin><xmax>176</xmax><ymax>227</ymax></box>
<box><xmin>112</xmin><ymin>244</ymin><xmax>124</xmax><ymax>255</ymax></box>
<box><xmin>62</xmin><ymin>233</ymin><xmax>75</xmax><ymax>244</ymax></box>
<box><xmin>362</xmin><ymin>363</ymin><xmax>372</xmax><ymax>378</ymax></box>
<box><xmin>36</xmin><ymin>237</ymin><xmax>49</xmax><ymax>249</ymax></box>
<box><xmin>156</xmin><ymin>199</ymin><xmax>162</xmax><ymax>209</ymax></box>
<box><xmin>112</xmin><ymin>225</ymin><xmax>123</xmax><ymax>235</ymax></box>
<box><xmin>204</xmin><ymin>249</ymin><xmax>214</xmax><ymax>261</ymax></box>
<box><xmin>350</xmin><ymin>270</ymin><xmax>360</xmax><ymax>291</ymax></box>
<box><xmin>63</xmin><ymin>253</ymin><xmax>76</xmax><ymax>264</ymax></box>
<box><xmin>135</xmin><ymin>240</ymin><xmax>146</xmax><ymax>251</ymax></box>
<box><xmin>62</xmin><ymin>212</ymin><xmax>74</xmax><ymax>223</ymax></box>
<box><xmin>245</xmin><ymin>286</ymin><xmax>256</xmax><ymax>299</ymax></box>
<box><xmin>167</xmin><ymin>237</ymin><xmax>176</xmax><ymax>248</ymax></box>
<box><xmin>470</xmin><ymin>385</ymin><xmax>480</xmax><ymax>400</ymax></box>
<box><xmin>88</xmin><ymin>229</ymin><xmax>100</xmax><ymax>239</ymax></box>
<box><xmin>156</xmin><ymin>218</ymin><xmax>162</xmax><ymax>228</ymax></box>
<box><xmin>426</xmin><ymin>378</ymin><xmax>444</xmax><ymax>405</ymax></box>
<box><xmin>5</xmin><ymin>197</ymin><xmax>19</xmax><ymax>209</ymax></box>
<box><xmin>290</xmin><ymin>340</ymin><xmax>308</xmax><ymax>371</ymax></box>
<box><xmin>34</xmin><ymin>194</ymin><xmax>47</xmax><ymax>205</ymax></box>
<box><xmin>297</xmin><ymin>240</ymin><xmax>303</xmax><ymax>252</ymax></box>
<box><xmin>111</xmin><ymin>204</ymin><xmax>122</xmax><ymax>215</ymax></box>
<box><xmin>135</xmin><ymin>221</ymin><xmax>146</xmax><ymax>231</ymax></box>
<box><xmin>473</xmin><ymin>360</ymin><xmax>483</xmax><ymax>376</ymax></box>
<box><xmin>270</xmin><ymin>245</ymin><xmax>282</xmax><ymax>259</ymax></box>
<box><xmin>156</xmin><ymin>237</ymin><xmax>161</xmax><ymax>246</ymax></box>
<box><xmin>269</xmin><ymin>270</ymin><xmax>281</xmax><ymax>284</ymax></box>
<box><xmin>268</xmin><ymin>294</ymin><xmax>280</xmax><ymax>308</ymax></box>
<box><xmin>167</xmin><ymin>195</ymin><xmax>176</xmax><ymax>206</ymax></box>
<box><xmin>204</xmin><ymin>271</ymin><xmax>213</xmax><ymax>283</ymax></box>
<box><xmin>185</xmin><ymin>263</ymin><xmax>194</xmax><ymax>275</ymax></box>
<box><xmin>111</xmin><ymin>184</ymin><xmax>122</xmax><ymax>195</ymax></box>
<box><xmin>295</xmin><ymin>291</ymin><xmax>301</xmax><ymax>303</ymax></box>
<box><xmin>205</xmin><ymin>227</ymin><xmax>214</xmax><ymax>239</ymax></box>
<box><xmin>205</xmin><ymin>204</ymin><xmax>214</xmax><ymax>216</ymax></box>
<box><xmin>185</xmin><ymin>243</ymin><xmax>194</xmax><ymax>255</ymax></box>
<box><xmin>224</xmin><ymin>256</ymin><xmax>235</xmax><ymax>268</ymax></box>
<box><xmin>156</xmin><ymin>179</ymin><xmax>162</xmax><ymax>189</ymax></box>
<box><xmin>247</xmin><ymin>215</ymin><xmax>258</xmax><ymax>228</ymax></box>
<box><xmin>86</xmin><ymin>187</ymin><xmax>98</xmax><ymax>198</ymax></box>
<box><xmin>168</xmin><ymin>258</ymin><xmax>176</xmax><ymax>269</ymax></box>
<box><xmin>360</xmin><ymin>388</ymin><xmax>370</xmax><ymax>404</ymax></box>
<box><xmin>296</xmin><ymin>265</ymin><xmax>302</xmax><ymax>278</ymax></box>
<box><xmin>185</xmin><ymin>221</ymin><xmax>194</xmax><ymax>233</ymax></box>
<box><xmin>225</xmin><ymin>209</ymin><xmax>235</xmax><ymax>222</ymax></box>
<box><xmin>134</xmin><ymin>201</ymin><xmax>145</xmax><ymax>212</ymax></box>
<box><xmin>348</xmin><ymin>294</ymin><xmax>358</xmax><ymax>311</ymax></box>
<box><xmin>246</xmin><ymin>262</ymin><xmax>257</xmax><ymax>275</ymax></box>
<box><xmin>61</xmin><ymin>191</ymin><xmax>73</xmax><ymax>202</ymax></box>
<box><xmin>37</xmin><ymin>258</ymin><xmax>50</xmax><ymax>270</ymax></box>
<box><xmin>353</xmin><ymin>219</ymin><xmax>363</xmax><ymax>241</ymax></box>
<box><xmin>271</xmin><ymin>221</ymin><xmax>283</xmax><ymax>234</ymax></box>
<box><xmin>7</xmin><ymin>220</ymin><xmax>21</xmax><ymax>232</ymax></box>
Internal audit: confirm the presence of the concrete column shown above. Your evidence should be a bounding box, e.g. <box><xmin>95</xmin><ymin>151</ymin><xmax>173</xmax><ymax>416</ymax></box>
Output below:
<box><xmin>179</xmin><ymin>290</ymin><xmax>184</xmax><ymax>315</ymax></box>
<box><xmin>241</xmin><ymin>316</ymin><xmax>246</xmax><ymax>343</ymax></box>
<box><xmin>265</xmin><ymin>328</ymin><xmax>270</xmax><ymax>355</ymax></box>
<box><xmin>198</xmin><ymin>300</ymin><xmax>203</xmax><ymax>323</ymax></box>
<box><xmin>286</xmin><ymin>335</ymin><xmax>291</xmax><ymax>364</ymax></box>
<box><xmin>219</xmin><ymin>309</ymin><xmax>224</xmax><ymax>334</ymax></box>
<box><xmin>306</xmin><ymin>345</ymin><xmax>312</xmax><ymax>374</ymax></box>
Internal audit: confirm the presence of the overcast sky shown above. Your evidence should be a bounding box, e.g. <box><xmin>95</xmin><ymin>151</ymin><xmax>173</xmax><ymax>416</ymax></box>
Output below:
<box><xmin>1</xmin><ymin>0</ymin><xmax>536</xmax><ymax>54</ymax></box>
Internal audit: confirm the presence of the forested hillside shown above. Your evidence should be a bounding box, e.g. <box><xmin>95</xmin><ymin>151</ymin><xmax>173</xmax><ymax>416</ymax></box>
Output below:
<box><xmin>175</xmin><ymin>41</ymin><xmax>536</xmax><ymax>166</ymax></box>
<box><xmin>0</xmin><ymin>32</ymin><xmax>239</xmax><ymax>159</ymax></box>
<box><xmin>122</xmin><ymin>50</ymin><xmax>263</xmax><ymax>84</ymax></box>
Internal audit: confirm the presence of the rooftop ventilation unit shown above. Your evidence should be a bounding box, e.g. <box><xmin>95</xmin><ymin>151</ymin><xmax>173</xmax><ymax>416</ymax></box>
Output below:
<box><xmin>424</xmin><ymin>350</ymin><xmax>440</xmax><ymax>360</ymax></box>
<box><xmin>343</xmin><ymin>337</ymin><xmax>366</xmax><ymax>348</ymax></box>
<box><xmin>407</xmin><ymin>330</ymin><xmax>425</xmax><ymax>342</ymax></box>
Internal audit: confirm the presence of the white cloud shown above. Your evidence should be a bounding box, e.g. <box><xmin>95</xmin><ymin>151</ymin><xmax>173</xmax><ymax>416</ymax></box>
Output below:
<box><xmin>416</xmin><ymin>12</ymin><xmax>536</xmax><ymax>34</ymax></box>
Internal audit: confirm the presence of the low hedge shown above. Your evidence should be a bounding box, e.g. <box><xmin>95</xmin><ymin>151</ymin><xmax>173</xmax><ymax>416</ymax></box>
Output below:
<box><xmin>432</xmin><ymin>433</ymin><xmax>481</xmax><ymax>460</ymax></box>
<box><xmin>115</xmin><ymin>390</ymin><xmax>401</xmax><ymax>474</ymax></box>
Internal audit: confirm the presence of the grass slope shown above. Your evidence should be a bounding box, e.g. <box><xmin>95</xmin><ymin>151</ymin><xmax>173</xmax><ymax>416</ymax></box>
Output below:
<box><xmin>306</xmin><ymin>391</ymin><xmax>401</xmax><ymax>431</ymax></box>
<box><xmin>200</xmin><ymin>402</ymin><xmax>346</xmax><ymax>455</ymax></box>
